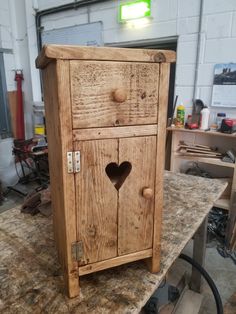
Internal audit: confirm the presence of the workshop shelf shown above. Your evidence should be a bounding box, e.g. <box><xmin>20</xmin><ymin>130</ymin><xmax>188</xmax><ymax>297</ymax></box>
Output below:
<box><xmin>174</xmin><ymin>153</ymin><xmax>235</xmax><ymax>168</ymax></box>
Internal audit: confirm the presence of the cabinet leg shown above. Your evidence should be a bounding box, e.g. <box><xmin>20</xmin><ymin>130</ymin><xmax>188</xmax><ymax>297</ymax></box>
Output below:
<box><xmin>190</xmin><ymin>216</ymin><xmax>208</xmax><ymax>293</ymax></box>
<box><xmin>146</xmin><ymin>244</ymin><xmax>161</xmax><ymax>273</ymax></box>
<box><xmin>65</xmin><ymin>270</ymin><xmax>80</xmax><ymax>298</ymax></box>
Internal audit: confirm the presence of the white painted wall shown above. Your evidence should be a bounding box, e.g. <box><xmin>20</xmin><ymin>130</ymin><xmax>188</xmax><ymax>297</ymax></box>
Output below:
<box><xmin>1</xmin><ymin>0</ymin><xmax>236</xmax><ymax>137</ymax></box>
<box><xmin>33</xmin><ymin>0</ymin><xmax>236</xmax><ymax>121</ymax></box>
<box><xmin>0</xmin><ymin>0</ymin><xmax>33</xmax><ymax>138</ymax></box>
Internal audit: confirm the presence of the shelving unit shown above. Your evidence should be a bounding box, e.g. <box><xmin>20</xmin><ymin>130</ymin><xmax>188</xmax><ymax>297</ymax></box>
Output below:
<box><xmin>214</xmin><ymin>198</ymin><xmax>230</xmax><ymax>211</ymax></box>
<box><xmin>168</xmin><ymin>127</ymin><xmax>236</xmax><ymax>245</ymax></box>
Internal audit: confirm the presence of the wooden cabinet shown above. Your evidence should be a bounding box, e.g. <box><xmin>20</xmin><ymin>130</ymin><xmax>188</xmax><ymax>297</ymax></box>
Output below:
<box><xmin>36</xmin><ymin>45</ymin><xmax>175</xmax><ymax>297</ymax></box>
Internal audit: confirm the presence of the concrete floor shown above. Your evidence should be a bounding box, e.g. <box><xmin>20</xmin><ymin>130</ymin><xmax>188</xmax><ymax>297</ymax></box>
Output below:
<box><xmin>0</xmin><ymin>188</ymin><xmax>235</xmax><ymax>313</ymax></box>
<box><xmin>0</xmin><ymin>182</ymin><xmax>39</xmax><ymax>213</ymax></box>
<box><xmin>168</xmin><ymin>239</ymin><xmax>236</xmax><ymax>313</ymax></box>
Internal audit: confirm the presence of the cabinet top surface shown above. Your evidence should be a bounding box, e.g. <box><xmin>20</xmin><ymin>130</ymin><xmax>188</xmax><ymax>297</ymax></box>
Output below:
<box><xmin>36</xmin><ymin>44</ymin><xmax>176</xmax><ymax>69</ymax></box>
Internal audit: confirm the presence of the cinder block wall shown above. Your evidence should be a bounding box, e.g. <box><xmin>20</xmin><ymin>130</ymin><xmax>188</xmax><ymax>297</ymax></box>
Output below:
<box><xmin>1</xmin><ymin>0</ymin><xmax>236</xmax><ymax>137</ymax></box>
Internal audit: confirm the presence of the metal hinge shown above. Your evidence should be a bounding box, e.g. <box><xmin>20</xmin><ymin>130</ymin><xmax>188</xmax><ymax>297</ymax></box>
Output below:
<box><xmin>71</xmin><ymin>241</ymin><xmax>84</xmax><ymax>262</ymax></box>
<box><xmin>67</xmin><ymin>151</ymin><xmax>80</xmax><ymax>173</ymax></box>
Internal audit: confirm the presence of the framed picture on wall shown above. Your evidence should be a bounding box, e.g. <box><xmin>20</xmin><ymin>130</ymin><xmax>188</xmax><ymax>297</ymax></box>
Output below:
<box><xmin>211</xmin><ymin>63</ymin><xmax>236</xmax><ymax>107</ymax></box>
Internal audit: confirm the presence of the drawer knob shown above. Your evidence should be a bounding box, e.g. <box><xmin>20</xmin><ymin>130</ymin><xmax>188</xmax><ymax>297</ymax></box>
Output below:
<box><xmin>112</xmin><ymin>89</ymin><xmax>127</xmax><ymax>103</ymax></box>
<box><xmin>142</xmin><ymin>187</ymin><xmax>153</xmax><ymax>199</ymax></box>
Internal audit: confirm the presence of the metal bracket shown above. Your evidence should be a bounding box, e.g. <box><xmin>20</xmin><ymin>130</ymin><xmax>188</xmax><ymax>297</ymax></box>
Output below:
<box><xmin>67</xmin><ymin>151</ymin><xmax>80</xmax><ymax>173</ymax></box>
<box><xmin>67</xmin><ymin>152</ymin><xmax>73</xmax><ymax>173</ymax></box>
<box><xmin>72</xmin><ymin>241</ymin><xmax>84</xmax><ymax>262</ymax></box>
<box><xmin>74</xmin><ymin>151</ymin><xmax>80</xmax><ymax>173</ymax></box>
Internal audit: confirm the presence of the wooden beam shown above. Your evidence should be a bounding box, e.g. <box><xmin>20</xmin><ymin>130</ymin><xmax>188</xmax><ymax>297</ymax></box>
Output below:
<box><xmin>79</xmin><ymin>249</ymin><xmax>152</xmax><ymax>276</ymax></box>
<box><xmin>36</xmin><ymin>44</ymin><xmax>176</xmax><ymax>69</ymax></box>
<box><xmin>149</xmin><ymin>62</ymin><xmax>170</xmax><ymax>273</ymax></box>
<box><xmin>73</xmin><ymin>125</ymin><xmax>158</xmax><ymax>141</ymax></box>
<box><xmin>190</xmin><ymin>217</ymin><xmax>208</xmax><ymax>293</ymax></box>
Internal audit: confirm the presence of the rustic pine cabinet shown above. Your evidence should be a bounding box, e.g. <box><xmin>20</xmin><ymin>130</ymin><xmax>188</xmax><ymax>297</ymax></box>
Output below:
<box><xmin>36</xmin><ymin>45</ymin><xmax>175</xmax><ymax>297</ymax></box>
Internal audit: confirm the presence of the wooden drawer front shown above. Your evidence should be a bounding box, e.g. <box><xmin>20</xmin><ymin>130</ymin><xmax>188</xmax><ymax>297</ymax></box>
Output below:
<box><xmin>70</xmin><ymin>61</ymin><xmax>159</xmax><ymax>128</ymax></box>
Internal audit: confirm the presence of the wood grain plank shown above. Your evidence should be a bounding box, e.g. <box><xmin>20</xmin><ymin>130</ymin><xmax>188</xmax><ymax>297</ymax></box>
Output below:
<box><xmin>36</xmin><ymin>45</ymin><xmax>176</xmax><ymax>68</ymax></box>
<box><xmin>73</xmin><ymin>125</ymin><xmax>157</xmax><ymax>141</ymax></box>
<box><xmin>75</xmin><ymin>139</ymin><xmax>118</xmax><ymax>265</ymax></box>
<box><xmin>118</xmin><ymin>136</ymin><xmax>156</xmax><ymax>255</ymax></box>
<box><xmin>42</xmin><ymin>60</ymin><xmax>79</xmax><ymax>297</ymax></box>
<box><xmin>150</xmin><ymin>63</ymin><xmax>170</xmax><ymax>272</ymax></box>
<box><xmin>70</xmin><ymin>61</ymin><xmax>159</xmax><ymax>128</ymax></box>
<box><xmin>174</xmin><ymin>289</ymin><xmax>203</xmax><ymax>314</ymax></box>
<box><xmin>78</xmin><ymin>249</ymin><xmax>152</xmax><ymax>276</ymax></box>
<box><xmin>7</xmin><ymin>91</ymin><xmax>17</xmax><ymax>138</ymax></box>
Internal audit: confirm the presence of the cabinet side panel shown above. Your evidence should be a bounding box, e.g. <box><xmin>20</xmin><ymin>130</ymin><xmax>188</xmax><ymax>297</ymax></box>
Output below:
<box><xmin>75</xmin><ymin>139</ymin><xmax>118</xmax><ymax>265</ymax></box>
<box><xmin>42</xmin><ymin>61</ymin><xmax>79</xmax><ymax>297</ymax></box>
<box><xmin>151</xmin><ymin>63</ymin><xmax>170</xmax><ymax>272</ymax></box>
<box><xmin>118</xmin><ymin>136</ymin><xmax>156</xmax><ymax>255</ymax></box>
<box><xmin>42</xmin><ymin>62</ymin><xmax>65</xmax><ymax>263</ymax></box>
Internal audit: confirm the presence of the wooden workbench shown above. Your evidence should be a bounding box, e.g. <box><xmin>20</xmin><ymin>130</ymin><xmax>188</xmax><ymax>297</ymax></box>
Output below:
<box><xmin>0</xmin><ymin>172</ymin><xmax>226</xmax><ymax>313</ymax></box>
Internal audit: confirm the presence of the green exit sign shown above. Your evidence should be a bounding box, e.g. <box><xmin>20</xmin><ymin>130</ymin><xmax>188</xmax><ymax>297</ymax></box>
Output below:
<box><xmin>119</xmin><ymin>0</ymin><xmax>151</xmax><ymax>22</ymax></box>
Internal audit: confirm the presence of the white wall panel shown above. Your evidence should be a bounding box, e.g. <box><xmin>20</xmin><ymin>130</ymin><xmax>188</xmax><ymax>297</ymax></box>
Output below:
<box><xmin>206</xmin><ymin>12</ymin><xmax>233</xmax><ymax>39</ymax></box>
<box><xmin>176</xmin><ymin>64</ymin><xmax>195</xmax><ymax>86</ymax></box>
<box><xmin>197</xmin><ymin>64</ymin><xmax>215</xmax><ymax>86</ymax></box>
<box><xmin>37</xmin><ymin>0</ymin><xmax>71</xmax><ymax>11</ymax></box>
<box><xmin>204</xmin><ymin>38</ymin><xmax>236</xmax><ymax>63</ymax></box>
<box><xmin>178</xmin><ymin>0</ymin><xmax>200</xmax><ymax>18</ymax></box>
<box><xmin>90</xmin><ymin>6</ymin><xmax>119</xmax><ymax>29</ymax></box>
<box><xmin>203</xmin><ymin>0</ymin><xmax>236</xmax><ymax>15</ymax></box>
<box><xmin>0</xmin><ymin>0</ymin><xmax>9</xmax><ymax>10</ymax></box>
<box><xmin>152</xmin><ymin>0</ymin><xmax>178</xmax><ymax>22</ymax></box>
<box><xmin>231</xmin><ymin>12</ymin><xmax>236</xmax><ymax>36</ymax></box>
<box><xmin>177</xmin><ymin>40</ymin><xmax>197</xmax><ymax>64</ymax></box>
<box><xmin>177</xmin><ymin>17</ymin><xmax>200</xmax><ymax>35</ymax></box>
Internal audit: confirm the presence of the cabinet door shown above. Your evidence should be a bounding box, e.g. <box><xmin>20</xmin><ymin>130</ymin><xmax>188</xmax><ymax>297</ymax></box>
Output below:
<box><xmin>75</xmin><ymin>139</ymin><xmax>118</xmax><ymax>265</ymax></box>
<box><xmin>70</xmin><ymin>61</ymin><xmax>159</xmax><ymax>128</ymax></box>
<box><xmin>118</xmin><ymin>136</ymin><xmax>156</xmax><ymax>255</ymax></box>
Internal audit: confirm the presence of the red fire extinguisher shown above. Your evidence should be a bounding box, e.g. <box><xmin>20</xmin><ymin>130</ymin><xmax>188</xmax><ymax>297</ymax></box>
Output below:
<box><xmin>15</xmin><ymin>70</ymin><xmax>25</xmax><ymax>140</ymax></box>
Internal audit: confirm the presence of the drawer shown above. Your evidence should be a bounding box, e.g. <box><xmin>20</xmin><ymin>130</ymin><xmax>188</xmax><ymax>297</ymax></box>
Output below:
<box><xmin>70</xmin><ymin>61</ymin><xmax>159</xmax><ymax>128</ymax></box>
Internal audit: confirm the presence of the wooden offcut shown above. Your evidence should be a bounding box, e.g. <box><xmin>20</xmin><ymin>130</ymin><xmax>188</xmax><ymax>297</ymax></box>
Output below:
<box><xmin>36</xmin><ymin>44</ymin><xmax>175</xmax><ymax>297</ymax></box>
<box><xmin>7</xmin><ymin>91</ymin><xmax>18</xmax><ymax>138</ymax></box>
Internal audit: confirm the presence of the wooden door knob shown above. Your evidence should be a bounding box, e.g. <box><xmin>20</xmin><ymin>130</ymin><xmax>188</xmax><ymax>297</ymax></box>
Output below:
<box><xmin>142</xmin><ymin>187</ymin><xmax>153</xmax><ymax>199</ymax></box>
<box><xmin>112</xmin><ymin>89</ymin><xmax>127</xmax><ymax>103</ymax></box>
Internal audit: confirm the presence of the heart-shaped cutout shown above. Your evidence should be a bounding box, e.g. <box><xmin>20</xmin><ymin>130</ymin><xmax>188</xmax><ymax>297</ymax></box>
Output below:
<box><xmin>105</xmin><ymin>161</ymin><xmax>132</xmax><ymax>190</ymax></box>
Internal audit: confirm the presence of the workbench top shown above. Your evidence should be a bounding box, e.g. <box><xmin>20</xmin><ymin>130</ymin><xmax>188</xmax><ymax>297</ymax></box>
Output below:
<box><xmin>0</xmin><ymin>171</ymin><xmax>226</xmax><ymax>313</ymax></box>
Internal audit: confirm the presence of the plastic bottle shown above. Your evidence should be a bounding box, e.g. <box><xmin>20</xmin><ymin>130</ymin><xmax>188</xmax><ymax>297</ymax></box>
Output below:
<box><xmin>216</xmin><ymin>113</ymin><xmax>226</xmax><ymax>130</ymax></box>
<box><xmin>175</xmin><ymin>103</ymin><xmax>185</xmax><ymax>128</ymax></box>
<box><xmin>200</xmin><ymin>106</ymin><xmax>210</xmax><ymax>130</ymax></box>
